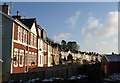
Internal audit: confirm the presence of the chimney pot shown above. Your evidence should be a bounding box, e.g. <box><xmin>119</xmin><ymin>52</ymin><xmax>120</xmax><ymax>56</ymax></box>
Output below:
<box><xmin>4</xmin><ymin>3</ymin><xmax>6</xmax><ymax>5</ymax></box>
<box><xmin>17</xmin><ymin>11</ymin><xmax>19</xmax><ymax>16</ymax></box>
<box><xmin>12</xmin><ymin>11</ymin><xmax>22</xmax><ymax>19</ymax></box>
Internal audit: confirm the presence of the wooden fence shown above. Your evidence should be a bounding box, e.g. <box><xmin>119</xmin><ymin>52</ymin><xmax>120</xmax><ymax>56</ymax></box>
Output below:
<box><xmin>9</xmin><ymin>64</ymin><xmax>83</xmax><ymax>81</ymax></box>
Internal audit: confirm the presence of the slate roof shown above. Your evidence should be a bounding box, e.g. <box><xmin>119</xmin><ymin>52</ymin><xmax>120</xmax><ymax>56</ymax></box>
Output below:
<box><xmin>0</xmin><ymin>11</ymin><xmax>29</xmax><ymax>31</ymax></box>
<box><xmin>105</xmin><ymin>54</ymin><xmax>120</xmax><ymax>62</ymax></box>
<box><xmin>19</xmin><ymin>18</ymin><xmax>35</xmax><ymax>29</ymax></box>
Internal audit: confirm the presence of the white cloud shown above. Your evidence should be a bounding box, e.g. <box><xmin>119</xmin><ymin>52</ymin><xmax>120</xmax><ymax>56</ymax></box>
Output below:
<box><xmin>82</xmin><ymin>11</ymin><xmax>118</xmax><ymax>39</ymax></box>
<box><xmin>97</xmin><ymin>11</ymin><xmax>118</xmax><ymax>39</ymax></box>
<box><xmin>81</xmin><ymin>17</ymin><xmax>102</xmax><ymax>38</ymax></box>
<box><xmin>53</xmin><ymin>33</ymin><xmax>71</xmax><ymax>43</ymax></box>
<box><xmin>81</xmin><ymin>11</ymin><xmax>118</xmax><ymax>54</ymax></box>
<box><xmin>66</xmin><ymin>10</ymin><xmax>80</xmax><ymax>27</ymax></box>
<box><xmin>87</xmin><ymin>17</ymin><xmax>101</xmax><ymax>29</ymax></box>
<box><xmin>113</xmin><ymin>37</ymin><xmax>118</xmax><ymax>43</ymax></box>
<box><xmin>101</xmin><ymin>41</ymin><xmax>106</xmax><ymax>45</ymax></box>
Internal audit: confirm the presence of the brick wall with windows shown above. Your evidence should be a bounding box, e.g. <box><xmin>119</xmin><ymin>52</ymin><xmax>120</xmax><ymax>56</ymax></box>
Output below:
<box><xmin>19</xmin><ymin>49</ymin><xmax>24</xmax><ymax>67</ymax></box>
<box><xmin>13</xmin><ymin>48</ymin><xmax>18</xmax><ymax>67</ymax></box>
<box><xmin>12</xmin><ymin>18</ymin><xmax>39</xmax><ymax>73</ymax></box>
<box><xmin>14</xmin><ymin>23</ymin><xmax>18</xmax><ymax>40</ymax></box>
<box><xmin>23</xmin><ymin>30</ymin><xmax>27</xmax><ymax>44</ymax></box>
<box><xmin>27</xmin><ymin>47</ymin><xmax>38</xmax><ymax>66</ymax></box>
<box><xmin>14</xmin><ymin>24</ymin><xmax>28</xmax><ymax>44</ymax></box>
<box><xmin>18</xmin><ymin>26</ymin><xmax>22</xmax><ymax>42</ymax></box>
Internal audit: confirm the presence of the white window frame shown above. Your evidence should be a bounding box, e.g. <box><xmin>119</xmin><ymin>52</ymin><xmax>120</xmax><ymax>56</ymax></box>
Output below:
<box><xmin>34</xmin><ymin>35</ymin><xmax>36</xmax><ymax>47</ymax></box>
<box><xmin>30</xmin><ymin>33</ymin><xmax>33</xmax><ymax>46</ymax></box>
<box><xmin>28</xmin><ymin>52</ymin><xmax>32</xmax><ymax>65</ymax></box>
<box><xmin>13</xmin><ymin>48</ymin><xmax>18</xmax><ymax>67</ymax></box>
<box><xmin>48</xmin><ymin>56</ymin><xmax>51</xmax><ymax>64</ymax></box>
<box><xmin>19</xmin><ymin>50</ymin><xmax>24</xmax><ymax>67</ymax></box>
<box><xmin>23</xmin><ymin>30</ymin><xmax>27</xmax><ymax>43</ymax></box>
<box><xmin>39</xmin><ymin>39</ymin><xmax>41</xmax><ymax>49</ymax></box>
<box><xmin>18</xmin><ymin>26</ymin><xmax>22</xmax><ymax>42</ymax></box>
<box><xmin>31</xmin><ymin>52</ymin><xmax>34</xmax><ymax>63</ymax></box>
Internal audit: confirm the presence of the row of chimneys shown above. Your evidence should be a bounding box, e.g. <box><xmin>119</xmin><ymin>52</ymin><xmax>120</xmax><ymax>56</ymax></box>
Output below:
<box><xmin>2</xmin><ymin>3</ymin><xmax>22</xmax><ymax>19</ymax></box>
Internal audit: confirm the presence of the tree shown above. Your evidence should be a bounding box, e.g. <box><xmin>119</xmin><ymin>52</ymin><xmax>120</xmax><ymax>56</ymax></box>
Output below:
<box><xmin>60</xmin><ymin>40</ymin><xmax>80</xmax><ymax>52</ymax></box>
<box><xmin>67</xmin><ymin>41</ymin><xmax>80</xmax><ymax>52</ymax></box>
<box><xmin>61</xmin><ymin>40</ymin><xmax>66</xmax><ymax>45</ymax></box>
<box><xmin>61</xmin><ymin>40</ymin><xmax>67</xmax><ymax>51</ymax></box>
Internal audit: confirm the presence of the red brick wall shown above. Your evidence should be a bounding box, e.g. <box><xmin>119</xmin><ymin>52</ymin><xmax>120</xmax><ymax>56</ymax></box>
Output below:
<box><xmin>12</xmin><ymin>42</ymin><xmax>26</xmax><ymax>73</ymax></box>
<box><xmin>101</xmin><ymin>62</ymin><xmax>109</xmax><ymax>76</ymax></box>
<box><xmin>14</xmin><ymin>42</ymin><xmax>27</xmax><ymax>50</ymax></box>
<box><xmin>14</xmin><ymin>23</ymin><xmax>18</xmax><ymax>40</ymax></box>
<box><xmin>29</xmin><ymin>47</ymin><xmax>37</xmax><ymax>53</ymax></box>
<box><xmin>13</xmin><ymin>42</ymin><xmax>38</xmax><ymax>73</ymax></box>
<box><xmin>12</xmin><ymin>66</ymin><xmax>25</xmax><ymax>73</ymax></box>
<box><xmin>12</xmin><ymin>23</ymin><xmax>39</xmax><ymax>73</ymax></box>
<box><xmin>109</xmin><ymin>62</ymin><xmax>120</xmax><ymax>74</ymax></box>
<box><xmin>101</xmin><ymin>61</ymin><xmax>120</xmax><ymax>76</ymax></box>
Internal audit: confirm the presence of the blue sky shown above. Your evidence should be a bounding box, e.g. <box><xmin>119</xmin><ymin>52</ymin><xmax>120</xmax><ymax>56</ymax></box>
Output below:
<box><xmin>10</xmin><ymin>2</ymin><xmax>118</xmax><ymax>54</ymax></box>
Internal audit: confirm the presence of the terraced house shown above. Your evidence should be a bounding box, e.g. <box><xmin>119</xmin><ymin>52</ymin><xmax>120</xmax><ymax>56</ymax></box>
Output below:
<box><xmin>1</xmin><ymin>4</ymin><xmax>40</xmax><ymax>80</ymax></box>
<box><xmin>1</xmin><ymin>3</ymin><xmax>61</xmax><ymax>81</ymax></box>
<box><xmin>37</xmin><ymin>25</ymin><xmax>51</xmax><ymax>67</ymax></box>
<box><xmin>2</xmin><ymin>3</ymin><xmax>39</xmax><ymax>75</ymax></box>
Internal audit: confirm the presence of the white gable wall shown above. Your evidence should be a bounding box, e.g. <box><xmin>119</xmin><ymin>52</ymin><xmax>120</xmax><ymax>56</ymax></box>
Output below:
<box><xmin>31</xmin><ymin>23</ymin><xmax>37</xmax><ymax>35</ymax></box>
<box><xmin>48</xmin><ymin>44</ymin><xmax>52</xmax><ymax>67</ymax></box>
<box><xmin>38</xmin><ymin>28</ymin><xmax>41</xmax><ymax>37</ymax></box>
<box><xmin>38</xmin><ymin>38</ymin><xmax>44</xmax><ymax>67</ymax></box>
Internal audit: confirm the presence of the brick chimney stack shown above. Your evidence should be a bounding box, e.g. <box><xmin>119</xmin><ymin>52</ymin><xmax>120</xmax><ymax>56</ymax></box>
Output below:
<box><xmin>2</xmin><ymin>3</ymin><xmax>10</xmax><ymax>15</ymax></box>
